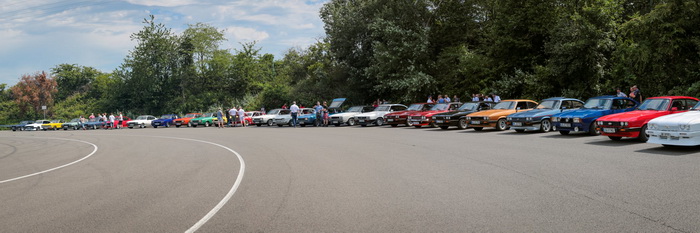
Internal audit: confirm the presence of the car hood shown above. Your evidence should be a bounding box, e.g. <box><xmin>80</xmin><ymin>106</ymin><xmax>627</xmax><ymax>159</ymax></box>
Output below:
<box><xmin>386</xmin><ymin>110</ymin><xmax>420</xmax><ymax>116</ymax></box>
<box><xmin>553</xmin><ymin>109</ymin><xmax>609</xmax><ymax>119</ymax></box>
<box><xmin>175</xmin><ymin>117</ymin><xmax>195</xmax><ymax>121</ymax></box>
<box><xmin>509</xmin><ymin>109</ymin><xmax>561</xmax><ymax>118</ymax></box>
<box><xmin>355</xmin><ymin>112</ymin><xmax>382</xmax><ymax>118</ymax></box>
<box><xmin>434</xmin><ymin>110</ymin><xmax>477</xmax><ymax>117</ymax></box>
<box><xmin>469</xmin><ymin>109</ymin><xmax>521</xmax><ymax>117</ymax></box>
<box><xmin>597</xmin><ymin>110</ymin><xmax>674</xmax><ymax>123</ymax></box>
<box><xmin>332</xmin><ymin>112</ymin><xmax>362</xmax><ymax>117</ymax></box>
<box><xmin>411</xmin><ymin>110</ymin><xmax>448</xmax><ymax>117</ymax></box>
<box><xmin>649</xmin><ymin>111</ymin><xmax>700</xmax><ymax>125</ymax></box>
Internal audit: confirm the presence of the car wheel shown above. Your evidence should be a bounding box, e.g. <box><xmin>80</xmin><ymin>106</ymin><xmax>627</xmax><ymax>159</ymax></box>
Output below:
<box><xmin>406</xmin><ymin>120</ymin><xmax>414</xmax><ymax>127</ymax></box>
<box><xmin>141</xmin><ymin>123</ymin><xmax>146</xmax><ymax>128</ymax></box>
<box><xmin>588</xmin><ymin>122</ymin><xmax>600</xmax><ymax>136</ymax></box>
<box><xmin>458</xmin><ymin>118</ymin><xmax>468</xmax><ymax>129</ymax></box>
<box><xmin>347</xmin><ymin>118</ymin><xmax>355</xmax><ymax>126</ymax></box>
<box><xmin>559</xmin><ymin>130</ymin><xmax>570</xmax><ymax>135</ymax></box>
<box><xmin>11</xmin><ymin>127</ymin><xmax>16</xmax><ymax>131</ymax></box>
<box><xmin>187</xmin><ymin>122</ymin><xmax>192</xmax><ymax>127</ymax></box>
<box><xmin>439</xmin><ymin>126</ymin><xmax>449</xmax><ymax>130</ymax></box>
<box><xmin>540</xmin><ymin>119</ymin><xmax>552</xmax><ymax>132</ymax></box>
<box><xmin>376</xmin><ymin>118</ymin><xmax>384</xmax><ymax>126</ymax></box>
<box><xmin>165</xmin><ymin>123</ymin><xmax>169</xmax><ymax>128</ymax></box>
<box><xmin>637</xmin><ymin>125</ymin><xmax>649</xmax><ymax>142</ymax></box>
<box><xmin>473</xmin><ymin>127</ymin><xmax>483</xmax><ymax>131</ymax></box>
<box><xmin>515</xmin><ymin>129</ymin><xmax>525</xmax><ymax>133</ymax></box>
<box><xmin>267</xmin><ymin>120</ymin><xmax>274</xmax><ymax>126</ymax></box>
<box><xmin>256</xmin><ymin>124</ymin><xmax>261</xmax><ymax>127</ymax></box>
<box><xmin>496</xmin><ymin>119</ymin><xmax>508</xmax><ymax>131</ymax></box>
<box><xmin>430</xmin><ymin>121</ymin><xmax>438</xmax><ymax>128</ymax></box>
<box><xmin>94</xmin><ymin>125</ymin><xmax>98</xmax><ymax>130</ymax></box>
<box><xmin>608</xmin><ymin>136</ymin><xmax>622</xmax><ymax>141</ymax></box>
<box><xmin>63</xmin><ymin>127</ymin><xmax>68</xmax><ymax>130</ymax></box>
<box><xmin>205</xmin><ymin>122</ymin><xmax>210</xmax><ymax>127</ymax></box>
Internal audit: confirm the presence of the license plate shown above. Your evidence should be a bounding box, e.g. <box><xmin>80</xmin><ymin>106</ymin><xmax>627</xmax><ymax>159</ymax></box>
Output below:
<box><xmin>661</xmin><ymin>133</ymin><xmax>670</xmax><ymax>137</ymax></box>
<box><xmin>412</xmin><ymin>120</ymin><xmax>420</xmax><ymax>123</ymax></box>
<box><xmin>175</xmin><ymin>123</ymin><xmax>181</xmax><ymax>125</ymax></box>
<box><xmin>331</xmin><ymin>121</ymin><xmax>338</xmax><ymax>124</ymax></box>
<box><xmin>155</xmin><ymin>123</ymin><xmax>160</xmax><ymax>125</ymax></box>
<box><xmin>603</xmin><ymin>128</ymin><xmax>616</xmax><ymax>133</ymax></box>
<box><xmin>512</xmin><ymin>122</ymin><xmax>522</xmax><ymax>126</ymax></box>
<box><xmin>436</xmin><ymin>120</ymin><xmax>443</xmax><ymax>123</ymax></box>
<box><xmin>359</xmin><ymin>120</ymin><xmax>365</xmax><ymax>123</ymax></box>
<box><xmin>560</xmin><ymin>123</ymin><xmax>571</xmax><ymax>128</ymax></box>
<box><xmin>470</xmin><ymin>121</ymin><xmax>481</xmax><ymax>125</ymax></box>
<box><xmin>387</xmin><ymin>119</ymin><xmax>394</xmax><ymax>122</ymax></box>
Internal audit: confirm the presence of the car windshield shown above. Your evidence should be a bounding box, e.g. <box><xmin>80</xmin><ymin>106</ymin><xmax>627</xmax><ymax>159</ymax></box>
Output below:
<box><xmin>246</xmin><ymin>112</ymin><xmax>253</xmax><ymax>116</ymax></box>
<box><xmin>430</xmin><ymin>103</ymin><xmax>449</xmax><ymax>111</ymax></box>
<box><xmin>302</xmin><ymin>109</ymin><xmax>313</xmax><ymax>114</ymax></box>
<box><xmin>70</xmin><ymin>118</ymin><xmax>80</xmax><ymax>122</ymax></box>
<box><xmin>693</xmin><ymin>102</ymin><xmax>700</xmax><ymax>111</ymax></box>
<box><xmin>136</xmin><ymin>116</ymin><xmax>149</xmax><ymax>120</ymax></box>
<box><xmin>458</xmin><ymin>103</ymin><xmax>479</xmax><ymax>111</ymax></box>
<box><xmin>203</xmin><ymin>113</ymin><xmax>214</xmax><ymax>117</ymax></box>
<box><xmin>267</xmin><ymin>109</ymin><xmax>281</xmax><ymax>115</ymax></box>
<box><xmin>637</xmin><ymin>99</ymin><xmax>670</xmax><ymax>111</ymax></box>
<box><xmin>160</xmin><ymin>115</ymin><xmax>173</xmax><ymax>119</ymax></box>
<box><xmin>34</xmin><ymin>120</ymin><xmax>44</xmax><ymax>123</ymax></box>
<box><xmin>374</xmin><ymin>105</ymin><xmax>392</xmax><ymax>111</ymax></box>
<box><xmin>347</xmin><ymin>106</ymin><xmax>363</xmax><ymax>112</ymax></box>
<box><xmin>536</xmin><ymin>100</ymin><xmax>558</xmax><ymax>109</ymax></box>
<box><xmin>51</xmin><ymin>120</ymin><xmax>61</xmax><ymax>123</ymax></box>
<box><xmin>184</xmin><ymin>113</ymin><xmax>199</xmax><ymax>118</ymax></box>
<box><xmin>583</xmin><ymin>99</ymin><xmax>611</xmax><ymax>109</ymax></box>
<box><xmin>493</xmin><ymin>102</ymin><xmax>515</xmax><ymax>110</ymax></box>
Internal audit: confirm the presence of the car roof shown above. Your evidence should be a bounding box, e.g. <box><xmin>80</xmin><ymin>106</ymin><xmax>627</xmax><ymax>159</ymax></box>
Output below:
<box><xmin>501</xmin><ymin>99</ymin><xmax>536</xmax><ymax>102</ymax></box>
<box><xmin>646</xmin><ymin>96</ymin><xmax>699</xmax><ymax>100</ymax></box>
<box><xmin>541</xmin><ymin>97</ymin><xmax>581</xmax><ymax>101</ymax></box>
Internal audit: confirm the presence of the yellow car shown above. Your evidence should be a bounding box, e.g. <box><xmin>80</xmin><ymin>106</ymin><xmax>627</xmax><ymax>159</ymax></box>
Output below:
<box><xmin>42</xmin><ymin>119</ymin><xmax>65</xmax><ymax>130</ymax></box>
<box><xmin>464</xmin><ymin>99</ymin><xmax>538</xmax><ymax>131</ymax></box>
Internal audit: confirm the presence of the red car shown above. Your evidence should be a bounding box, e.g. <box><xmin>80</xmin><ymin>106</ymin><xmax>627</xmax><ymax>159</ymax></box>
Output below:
<box><xmin>173</xmin><ymin>113</ymin><xmax>202</xmax><ymax>127</ymax></box>
<box><xmin>103</xmin><ymin>116</ymin><xmax>132</xmax><ymax>129</ymax></box>
<box><xmin>596</xmin><ymin>96</ymin><xmax>699</xmax><ymax>141</ymax></box>
<box><xmin>384</xmin><ymin>103</ymin><xmax>435</xmax><ymax>127</ymax></box>
<box><xmin>408</xmin><ymin>102</ymin><xmax>462</xmax><ymax>128</ymax></box>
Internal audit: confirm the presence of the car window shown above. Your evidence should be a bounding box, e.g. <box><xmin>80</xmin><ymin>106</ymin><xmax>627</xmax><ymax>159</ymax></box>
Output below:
<box><xmin>627</xmin><ymin>100</ymin><xmax>636</xmax><ymax>108</ymax></box>
<box><xmin>527</xmin><ymin>102</ymin><xmax>537</xmax><ymax>109</ymax></box>
<box><xmin>516</xmin><ymin>102</ymin><xmax>529</xmax><ymax>109</ymax></box>
<box><xmin>670</xmin><ymin>99</ymin><xmax>685</xmax><ymax>110</ymax></box>
<box><xmin>686</xmin><ymin>99</ymin><xmax>699</xmax><ymax>110</ymax></box>
<box><xmin>569</xmin><ymin>101</ymin><xmax>583</xmax><ymax>109</ymax></box>
<box><xmin>391</xmin><ymin>105</ymin><xmax>406</xmax><ymax>111</ymax></box>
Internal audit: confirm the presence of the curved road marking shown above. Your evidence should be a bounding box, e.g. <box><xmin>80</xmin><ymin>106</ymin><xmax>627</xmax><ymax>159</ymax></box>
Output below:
<box><xmin>0</xmin><ymin>137</ymin><xmax>99</xmax><ymax>184</ymax></box>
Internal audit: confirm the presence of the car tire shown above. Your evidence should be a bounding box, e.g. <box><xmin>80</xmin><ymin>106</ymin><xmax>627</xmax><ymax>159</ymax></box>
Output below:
<box><xmin>473</xmin><ymin>127</ymin><xmax>483</xmax><ymax>131</ymax></box>
<box><xmin>608</xmin><ymin>136</ymin><xmax>622</xmax><ymax>141</ymax></box>
<box><xmin>406</xmin><ymin>120</ymin><xmax>414</xmax><ymax>127</ymax></box>
<box><xmin>515</xmin><ymin>129</ymin><xmax>525</xmax><ymax>133</ymax></box>
<box><xmin>11</xmin><ymin>127</ymin><xmax>16</xmax><ymax>131</ymax></box>
<box><xmin>540</xmin><ymin>119</ymin><xmax>552</xmax><ymax>132</ymax></box>
<box><xmin>347</xmin><ymin>118</ymin><xmax>355</xmax><ymax>126</ymax></box>
<box><xmin>63</xmin><ymin>127</ymin><xmax>68</xmax><ymax>130</ymax></box>
<box><xmin>588</xmin><ymin>122</ymin><xmax>600</xmax><ymax>136</ymax></box>
<box><xmin>267</xmin><ymin>120</ymin><xmax>274</xmax><ymax>126</ymax></box>
<box><xmin>439</xmin><ymin>126</ymin><xmax>449</xmax><ymax>130</ymax></box>
<box><xmin>496</xmin><ymin>119</ymin><xmax>508</xmax><ymax>131</ymax></box>
<box><xmin>165</xmin><ymin>123</ymin><xmax>169</xmax><ymax>128</ymax></box>
<box><xmin>187</xmin><ymin>122</ymin><xmax>192</xmax><ymax>127</ymax></box>
<box><xmin>141</xmin><ymin>123</ymin><xmax>146</xmax><ymax>128</ymax></box>
<box><xmin>376</xmin><ymin>118</ymin><xmax>384</xmax><ymax>126</ymax></box>
<box><xmin>559</xmin><ymin>130</ymin><xmax>570</xmax><ymax>135</ymax></box>
<box><xmin>256</xmin><ymin>124</ymin><xmax>261</xmax><ymax>127</ymax></box>
<box><xmin>430</xmin><ymin>121</ymin><xmax>438</xmax><ymax>128</ymax></box>
<box><xmin>458</xmin><ymin>118</ymin><xmax>468</xmax><ymax>129</ymax></box>
<box><xmin>637</xmin><ymin>125</ymin><xmax>649</xmax><ymax>142</ymax></box>
<box><xmin>94</xmin><ymin>125</ymin><xmax>98</xmax><ymax>130</ymax></box>
<box><xmin>300</xmin><ymin>124</ymin><xmax>306</xmax><ymax>127</ymax></box>
<box><xmin>205</xmin><ymin>122</ymin><xmax>210</xmax><ymax>127</ymax></box>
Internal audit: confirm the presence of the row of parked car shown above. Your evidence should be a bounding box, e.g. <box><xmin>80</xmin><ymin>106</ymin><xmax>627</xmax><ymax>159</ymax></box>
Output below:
<box><xmin>5</xmin><ymin>96</ymin><xmax>699</xmax><ymax>147</ymax></box>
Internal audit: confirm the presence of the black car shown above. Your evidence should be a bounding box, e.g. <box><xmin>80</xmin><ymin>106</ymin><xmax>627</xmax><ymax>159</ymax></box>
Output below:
<box><xmin>8</xmin><ymin>121</ymin><xmax>33</xmax><ymax>131</ymax></box>
<box><xmin>432</xmin><ymin>101</ymin><xmax>495</xmax><ymax>129</ymax></box>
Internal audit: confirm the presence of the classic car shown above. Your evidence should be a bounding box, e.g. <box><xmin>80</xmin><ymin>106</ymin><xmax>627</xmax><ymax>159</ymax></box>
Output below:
<box><xmin>297</xmin><ymin>108</ymin><xmax>318</xmax><ymax>127</ymax></box>
<box><xmin>465</xmin><ymin>100</ymin><xmax>538</xmax><ymax>131</ymax></box>
<box><xmin>354</xmin><ymin>104</ymin><xmax>408</xmax><ymax>127</ymax></box>
<box><xmin>274</xmin><ymin>109</ymin><xmax>294</xmax><ymax>127</ymax></box>
<box><xmin>243</xmin><ymin>111</ymin><xmax>262</xmax><ymax>125</ymax></box>
<box><xmin>83</xmin><ymin>118</ymin><xmax>106</xmax><ymax>129</ymax></box>
<box><xmin>551</xmin><ymin>96</ymin><xmax>639</xmax><ymax>135</ymax></box>
<box><xmin>62</xmin><ymin>118</ymin><xmax>82</xmax><ymax>130</ymax></box>
<box><xmin>408</xmin><ymin>102</ymin><xmax>462</xmax><ymax>128</ymax></box>
<box><xmin>42</xmin><ymin>119</ymin><xmax>65</xmax><ymax>130</ymax></box>
<box><xmin>327</xmin><ymin>98</ymin><xmax>347</xmax><ymax>114</ymax></box>
<box><xmin>127</xmin><ymin>115</ymin><xmax>158</xmax><ymax>128</ymax></box>
<box><xmin>385</xmin><ymin>103</ymin><xmax>435</xmax><ymax>127</ymax></box>
<box><xmin>507</xmin><ymin>97</ymin><xmax>584</xmax><ymax>132</ymax></box>
<box><xmin>645</xmin><ymin>101</ymin><xmax>700</xmax><ymax>146</ymax></box>
<box><xmin>151</xmin><ymin>114</ymin><xmax>180</xmax><ymax>128</ymax></box>
<box><xmin>173</xmin><ymin>113</ymin><xmax>202</xmax><ymax>127</ymax></box>
<box><xmin>190</xmin><ymin>113</ymin><xmax>225</xmax><ymax>127</ymax></box>
<box><xmin>253</xmin><ymin>109</ymin><xmax>289</xmax><ymax>126</ymax></box>
<box><xmin>330</xmin><ymin>106</ymin><xmax>375</xmax><ymax>126</ymax></box>
<box><xmin>433</xmin><ymin>101</ymin><xmax>496</xmax><ymax>129</ymax></box>
<box><xmin>24</xmin><ymin>120</ymin><xmax>51</xmax><ymax>131</ymax></box>
<box><xmin>9</xmin><ymin>120</ymin><xmax>33</xmax><ymax>131</ymax></box>
<box><xmin>104</xmin><ymin>116</ymin><xmax>132</xmax><ymax>129</ymax></box>
<box><xmin>597</xmin><ymin>96</ymin><xmax>698</xmax><ymax>142</ymax></box>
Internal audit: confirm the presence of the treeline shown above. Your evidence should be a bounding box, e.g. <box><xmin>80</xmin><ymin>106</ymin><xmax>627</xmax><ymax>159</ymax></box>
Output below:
<box><xmin>1</xmin><ymin>0</ymin><xmax>699</xmax><ymax>124</ymax></box>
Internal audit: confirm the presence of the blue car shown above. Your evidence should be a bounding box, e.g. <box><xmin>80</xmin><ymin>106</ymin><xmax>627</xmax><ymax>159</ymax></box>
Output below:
<box><xmin>507</xmin><ymin>97</ymin><xmax>585</xmax><ymax>132</ymax></box>
<box><xmin>297</xmin><ymin>108</ymin><xmax>318</xmax><ymax>127</ymax></box>
<box><xmin>551</xmin><ymin>96</ymin><xmax>639</xmax><ymax>135</ymax></box>
<box><xmin>151</xmin><ymin>114</ymin><xmax>180</xmax><ymax>128</ymax></box>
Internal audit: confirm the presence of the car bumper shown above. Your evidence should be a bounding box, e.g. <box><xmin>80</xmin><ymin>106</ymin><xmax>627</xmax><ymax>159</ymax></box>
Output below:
<box><xmin>468</xmin><ymin>120</ymin><xmax>496</xmax><ymax>127</ymax></box>
<box><xmin>435</xmin><ymin>119</ymin><xmax>459</xmax><ymax>127</ymax></box>
<box><xmin>598</xmin><ymin>127</ymin><xmax>642</xmax><ymax>137</ymax></box>
<box><xmin>554</xmin><ymin>122</ymin><xmax>589</xmax><ymax>132</ymax></box>
<box><xmin>385</xmin><ymin>118</ymin><xmax>406</xmax><ymax>124</ymax></box>
<box><xmin>646</xmin><ymin>130</ymin><xmax>700</xmax><ymax>146</ymax></box>
<box><xmin>356</xmin><ymin>119</ymin><xmax>375</xmax><ymax>125</ymax></box>
<box><xmin>409</xmin><ymin>119</ymin><xmax>430</xmax><ymax>126</ymax></box>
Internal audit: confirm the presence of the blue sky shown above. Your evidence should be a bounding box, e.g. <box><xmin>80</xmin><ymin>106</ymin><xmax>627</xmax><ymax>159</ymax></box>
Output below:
<box><xmin>0</xmin><ymin>0</ymin><xmax>328</xmax><ymax>85</ymax></box>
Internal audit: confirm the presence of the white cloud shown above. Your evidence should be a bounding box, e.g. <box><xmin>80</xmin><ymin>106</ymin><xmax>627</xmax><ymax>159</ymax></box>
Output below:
<box><xmin>123</xmin><ymin>0</ymin><xmax>200</xmax><ymax>7</ymax></box>
<box><xmin>225</xmin><ymin>26</ymin><xmax>270</xmax><ymax>42</ymax></box>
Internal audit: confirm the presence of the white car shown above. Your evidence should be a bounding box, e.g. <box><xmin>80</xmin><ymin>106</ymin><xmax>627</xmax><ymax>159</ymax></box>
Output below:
<box><xmin>329</xmin><ymin>106</ymin><xmax>375</xmax><ymax>126</ymax></box>
<box><xmin>24</xmin><ymin>119</ymin><xmax>51</xmax><ymax>131</ymax></box>
<box><xmin>646</xmin><ymin>102</ymin><xmax>700</xmax><ymax>147</ymax></box>
<box><xmin>253</xmin><ymin>109</ymin><xmax>290</xmax><ymax>126</ymax></box>
<box><xmin>274</xmin><ymin>108</ymin><xmax>313</xmax><ymax>127</ymax></box>
<box><xmin>354</xmin><ymin>104</ymin><xmax>408</xmax><ymax>127</ymax></box>
<box><xmin>127</xmin><ymin>115</ymin><xmax>157</xmax><ymax>128</ymax></box>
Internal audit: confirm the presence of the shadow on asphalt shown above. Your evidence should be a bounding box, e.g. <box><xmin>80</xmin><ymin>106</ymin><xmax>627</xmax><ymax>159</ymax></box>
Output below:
<box><xmin>539</xmin><ymin>132</ymin><xmax>592</xmax><ymax>139</ymax></box>
<box><xmin>585</xmin><ymin>138</ymin><xmax>645</xmax><ymax>147</ymax></box>
<box><xmin>634</xmin><ymin>146</ymin><xmax>700</xmax><ymax>156</ymax></box>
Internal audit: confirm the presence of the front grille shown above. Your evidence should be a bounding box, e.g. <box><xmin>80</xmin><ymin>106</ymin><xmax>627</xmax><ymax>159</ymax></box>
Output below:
<box><xmin>331</xmin><ymin>116</ymin><xmax>341</xmax><ymax>120</ymax></box>
<box><xmin>558</xmin><ymin>118</ymin><xmax>573</xmax><ymax>123</ymax></box>
<box><xmin>510</xmin><ymin>117</ymin><xmax>526</xmax><ymax>122</ymax></box>
<box><xmin>409</xmin><ymin>116</ymin><xmax>422</xmax><ymax>120</ymax></box>
<box><xmin>598</xmin><ymin>121</ymin><xmax>622</xmax><ymax>127</ymax></box>
<box><xmin>470</xmin><ymin>116</ymin><xmax>486</xmax><ymax>121</ymax></box>
<box><xmin>357</xmin><ymin>116</ymin><xmax>369</xmax><ymax>120</ymax></box>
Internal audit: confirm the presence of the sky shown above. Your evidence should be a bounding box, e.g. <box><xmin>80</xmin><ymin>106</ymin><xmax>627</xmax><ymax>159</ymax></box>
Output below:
<box><xmin>0</xmin><ymin>0</ymin><xmax>329</xmax><ymax>86</ymax></box>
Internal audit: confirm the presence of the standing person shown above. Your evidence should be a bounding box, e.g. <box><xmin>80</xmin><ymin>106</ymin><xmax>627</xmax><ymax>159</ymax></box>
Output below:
<box><xmin>228</xmin><ymin>107</ymin><xmax>237</xmax><ymax>127</ymax></box>
<box><xmin>117</xmin><ymin>112</ymin><xmax>124</xmax><ymax>129</ymax></box>
<box><xmin>282</xmin><ymin>103</ymin><xmax>288</xmax><ymax>109</ymax></box>
<box><xmin>630</xmin><ymin>85</ymin><xmax>642</xmax><ymax>102</ymax></box>
<box><xmin>616</xmin><ymin>88</ymin><xmax>627</xmax><ymax>97</ymax></box>
<box><xmin>109</xmin><ymin>113</ymin><xmax>116</xmax><ymax>129</ymax></box>
<box><xmin>238</xmin><ymin>106</ymin><xmax>246</xmax><ymax>127</ymax></box>
<box><xmin>322</xmin><ymin>101</ymin><xmax>330</xmax><ymax>127</ymax></box>
<box><xmin>290</xmin><ymin>101</ymin><xmax>299</xmax><ymax>128</ymax></box>
<box><xmin>89</xmin><ymin>113</ymin><xmax>95</xmax><ymax>119</ymax></box>
<box><xmin>373</xmin><ymin>100</ymin><xmax>379</xmax><ymax>108</ymax></box>
<box><xmin>216</xmin><ymin>108</ymin><xmax>224</xmax><ymax>128</ymax></box>
<box><xmin>427</xmin><ymin>95</ymin><xmax>434</xmax><ymax>103</ymax></box>
<box><xmin>484</xmin><ymin>95</ymin><xmax>493</xmax><ymax>102</ymax></box>
<box><xmin>314</xmin><ymin>101</ymin><xmax>324</xmax><ymax>127</ymax></box>
<box><xmin>491</xmin><ymin>93</ymin><xmax>501</xmax><ymax>102</ymax></box>
<box><xmin>453</xmin><ymin>95</ymin><xmax>460</xmax><ymax>103</ymax></box>
<box><xmin>472</xmin><ymin>94</ymin><xmax>479</xmax><ymax>101</ymax></box>
<box><xmin>437</xmin><ymin>95</ymin><xmax>444</xmax><ymax>103</ymax></box>
<box><xmin>444</xmin><ymin>95</ymin><xmax>451</xmax><ymax>102</ymax></box>
<box><xmin>79</xmin><ymin>115</ymin><xmax>86</xmax><ymax>130</ymax></box>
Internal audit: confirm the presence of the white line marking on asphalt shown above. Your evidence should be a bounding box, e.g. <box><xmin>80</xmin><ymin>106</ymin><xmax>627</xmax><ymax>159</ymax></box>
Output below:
<box><xmin>0</xmin><ymin>137</ymin><xmax>99</xmax><ymax>184</ymax></box>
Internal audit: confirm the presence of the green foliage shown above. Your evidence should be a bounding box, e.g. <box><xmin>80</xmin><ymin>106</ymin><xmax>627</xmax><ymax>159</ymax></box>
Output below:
<box><xmin>52</xmin><ymin>93</ymin><xmax>96</xmax><ymax>120</ymax></box>
<box><xmin>51</xmin><ymin>64</ymin><xmax>102</xmax><ymax>101</ymax></box>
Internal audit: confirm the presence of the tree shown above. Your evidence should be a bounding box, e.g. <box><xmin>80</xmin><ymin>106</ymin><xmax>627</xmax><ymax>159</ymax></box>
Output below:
<box><xmin>10</xmin><ymin>71</ymin><xmax>57</xmax><ymax>117</ymax></box>
<box><xmin>51</xmin><ymin>64</ymin><xmax>101</xmax><ymax>101</ymax></box>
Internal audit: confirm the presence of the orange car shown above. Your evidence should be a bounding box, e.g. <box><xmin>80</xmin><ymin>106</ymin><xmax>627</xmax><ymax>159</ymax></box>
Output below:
<box><xmin>172</xmin><ymin>113</ymin><xmax>202</xmax><ymax>127</ymax></box>
<box><xmin>464</xmin><ymin>99</ymin><xmax>538</xmax><ymax>131</ymax></box>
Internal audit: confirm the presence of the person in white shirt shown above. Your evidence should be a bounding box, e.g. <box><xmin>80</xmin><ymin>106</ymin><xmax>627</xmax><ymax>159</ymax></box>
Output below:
<box><xmin>237</xmin><ymin>107</ymin><xmax>246</xmax><ymax>127</ymax></box>
<box><xmin>444</xmin><ymin>95</ymin><xmax>451</xmax><ymax>102</ymax></box>
<box><xmin>472</xmin><ymin>94</ymin><xmax>479</xmax><ymax>101</ymax></box>
<box><xmin>108</xmin><ymin>113</ymin><xmax>116</xmax><ymax>129</ymax></box>
<box><xmin>228</xmin><ymin>108</ymin><xmax>237</xmax><ymax>127</ymax></box>
<box><xmin>616</xmin><ymin>88</ymin><xmax>627</xmax><ymax>97</ymax></box>
<box><xmin>490</xmin><ymin>93</ymin><xmax>501</xmax><ymax>102</ymax></box>
<box><xmin>427</xmin><ymin>96</ymin><xmax>434</xmax><ymax>103</ymax></box>
<box><xmin>290</xmin><ymin>101</ymin><xmax>300</xmax><ymax>128</ymax></box>
<box><xmin>117</xmin><ymin>112</ymin><xmax>123</xmax><ymax>129</ymax></box>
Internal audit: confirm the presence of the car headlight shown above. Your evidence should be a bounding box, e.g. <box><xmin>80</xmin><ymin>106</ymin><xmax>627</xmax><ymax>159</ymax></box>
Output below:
<box><xmin>421</xmin><ymin>116</ymin><xmax>426</xmax><ymax>120</ymax></box>
<box><xmin>648</xmin><ymin>123</ymin><xmax>657</xmax><ymax>130</ymax></box>
<box><xmin>466</xmin><ymin>117</ymin><xmax>471</xmax><ymax>120</ymax></box>
<box><xmin>551</xmin><ymin>117</ymin><xmax>558</xmax><ymax>122</ymax></box>
<box><xmin>526</xmin><ymin>117</ymin><xmax>533</xmax><ymax>121</ymax></box>
<box><xmin>507</xmin><ymin>117</ymin><xmax>512</xmax><ymax>121</ymax></box>
<box><xmin>679</xmin><ymin>124</ymin><xmax>691</xmax><ymax>131</ymax></box>
<box><xmin>621</xmin><ymin>122</ymin><xmax>629</xmax><ymax>127</ymax></box>
<box><xmin>573</xmin><ymin>118</ymin><xmax>581</xmax><ymax>123</ymax></box>
<box><xmin>431</xmin><ymin>116</ymin><xmax>436</xmax><ymax>120</ymax></box>
<box><xmin>446</xmin><ymin>116</ymin><xmax>451</xmax><ymax>120</ymax></box>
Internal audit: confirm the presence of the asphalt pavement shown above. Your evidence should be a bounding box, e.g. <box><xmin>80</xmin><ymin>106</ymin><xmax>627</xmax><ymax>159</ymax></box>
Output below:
<box><xmin>1</xmin><ymin>126</ymin><xmax>699</xmax><ymax>232</ymax></box>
